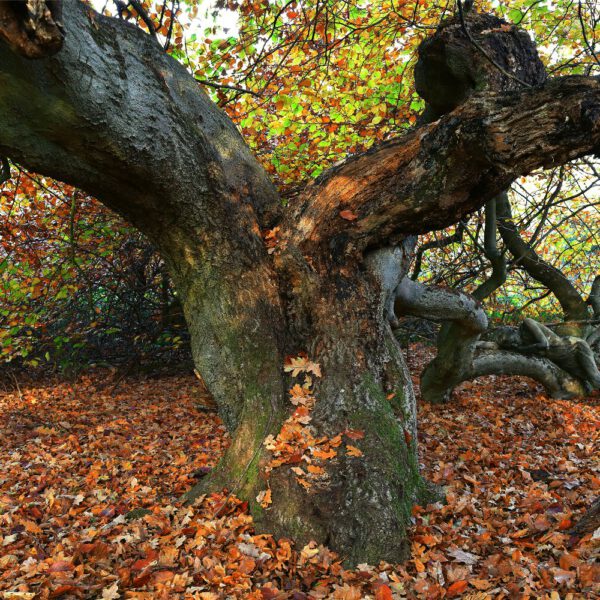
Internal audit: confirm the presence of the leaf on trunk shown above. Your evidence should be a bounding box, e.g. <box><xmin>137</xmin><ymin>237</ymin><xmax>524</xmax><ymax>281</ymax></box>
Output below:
<box><xmin>339</xmin><ymin>209</ymin><xmax>358</xmax><ymax>221</ymax></box>
<box><xmin>344</xmin><ymin>429</ymin><xmax>365</xmax><ymax>440</ymax></box>
<box><xmin>284</xmin><ymin>355</ymin><xmax>322</xmax><ymax>378</ymax></box>
<box><xmin>256</xmin><ymin>489</ymin><xmax>272</xmax><ymax>508</ymax></box>
<box><xmin>313</xmin><ymin>448</ymin><xmax>337</xmax><ymax>460</ymax></box>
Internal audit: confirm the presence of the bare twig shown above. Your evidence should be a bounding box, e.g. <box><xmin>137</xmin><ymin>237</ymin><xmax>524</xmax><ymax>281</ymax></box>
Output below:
<box><xmin>129</xmin><ymin>0</ymin><xmax>158</xmax><ymax>39</ymax></box>
<box><xmin>196</xmin><ymin>78</ymin><xmax>262</xmax><ymax>98</ymax></box>
<box><xmin>578</xmin><ymin>0</ymin><xmax>600</xmax><ymax>68</ymax></box>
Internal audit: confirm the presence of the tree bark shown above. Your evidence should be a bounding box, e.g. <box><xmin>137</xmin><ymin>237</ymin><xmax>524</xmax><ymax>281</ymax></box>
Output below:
<box><xmin>569</xmin><ymin>497</ymin><xmax>600</xmax><ymax>536</ymax></box>
<box><xmin>0</xmin><ymin>0</ymin><xmax>63</xmax><ymax>58</ymax></box>
<box><xmin>470</xmin><ymin>349</ymin><xmax>586</xmax><ymax>398</ymax></box>
<box><xmin>413</xmin><ymin>193</ymin><xmax>507</xmax><ymax>403</ymax></box>
<box><xmin>1</xmin><ymin>2</ymin><xmax>600</xmax><ymax>564</ymax></box>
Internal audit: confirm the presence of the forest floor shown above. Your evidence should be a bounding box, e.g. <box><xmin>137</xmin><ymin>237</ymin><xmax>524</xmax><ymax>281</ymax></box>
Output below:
<box><xmin>0</xmin><ymin>344</ymin><xmax>598</xmax><ymax>599</ymax></box>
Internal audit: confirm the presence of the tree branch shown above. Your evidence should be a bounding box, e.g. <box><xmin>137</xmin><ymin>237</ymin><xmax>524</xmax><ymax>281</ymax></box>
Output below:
<box><xmin>496</xmin><ymin>193</ymin><xmax>590</xmax><ymax>321</ymax></box>
<box><xmin>280</xmin><ymin>76</ymin><xmax>600</xmax><ymax>259</ymax></box>
<box><xmin>588</xmin><ymin>275</ymin><xmax>600</xmax><ymax>318</ymax></box>
<box><xmin>410</xmin><ymin>222</ymin><xmax>466</xmax><ymax>280</ymax></box>
<box><xmin>471</xmin><ymin>349</ymin><xmax>586</xmax><ymax>399</ymax></box>
<box><xmin>472</xmin><ymin>192</ymin><xmax>507</xmax><ymax>301</ymax></box>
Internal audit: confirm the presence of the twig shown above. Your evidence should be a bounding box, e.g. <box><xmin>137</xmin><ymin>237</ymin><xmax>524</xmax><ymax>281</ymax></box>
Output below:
<box><xmin>578</xmin><ymin>0</ymin><xmax>600</xmax><ymax>69</ymax></box>
<box><xmin>129</xmin><ymin>0</ymin><xmax>157</xmax><ymax>39</ymax></box>
<box><xmin>196</xmin><ymin>78</ymin><xmax>262</xmax><ymax>98</ymax></box>
<box><xmin>163</xmin><ymin>0</ymin><xmax>177</xmax><ymax>51</ymax></box>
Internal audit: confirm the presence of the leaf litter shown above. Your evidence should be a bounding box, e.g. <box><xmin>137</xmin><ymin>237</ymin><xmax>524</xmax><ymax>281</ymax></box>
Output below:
<box><xmin>0</xmin><ymin>345</ymin><xmax>597</xmax><ymax>598</ymax></box>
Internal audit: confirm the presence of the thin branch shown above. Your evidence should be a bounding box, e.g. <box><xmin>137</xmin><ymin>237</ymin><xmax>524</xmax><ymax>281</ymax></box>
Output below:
<box><xmin>411</xmin><ymin>221</ymin><xmax>466</xmax><ymax>280</ymax></box>
<box><xmin>163</xmin><ymin>0</ymin><xmax>177</xmax><ymax>51</ymax></box>
<box><xmin>578</xmin><ymin>0</ymin><xmax>600</xmax><ymax>68</ymax></box>
<box><xmin>129</xmin><ymin>0</ymin><xmax>158</xmax><ymax>39</ymax></box>
<box><xmin>196</xmin><ymin>78</ymin><xmax>262</xmax><ymax>98</ymax></box>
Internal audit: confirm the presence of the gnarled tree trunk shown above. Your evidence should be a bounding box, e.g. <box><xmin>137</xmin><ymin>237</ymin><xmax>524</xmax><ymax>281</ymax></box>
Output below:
<box><xmin>1</xmin><ymin>3</ymin><xmax>600</xmax><ymax>563</ymax></box>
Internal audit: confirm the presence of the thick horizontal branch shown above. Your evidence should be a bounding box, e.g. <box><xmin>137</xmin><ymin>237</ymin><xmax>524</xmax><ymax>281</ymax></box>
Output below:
<box><xmin>395</xmin><ymin>277</ymin><xmax>488</xmax><ymax>333</ymax></box>
<box><xmin>281</xmin><ymin>77</ymin><xmax>600</xmax><ymax>260</ymax></box>
<box><xmin>471</xmin><ymin>350</ymin><xmax>586</xmax><ymax>399</ymax></box>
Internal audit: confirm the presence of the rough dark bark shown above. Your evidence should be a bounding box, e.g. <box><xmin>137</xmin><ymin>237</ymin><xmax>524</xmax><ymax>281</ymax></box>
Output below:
<box><xmin>415</xmin><ymin>13</ymin><xmax>547</xmax><ymax>120</ymax></box>
<box><xmin>1</xmin><ymin>3</ymin><xmax>600</xmax><ymax>564</ymax></box>
<box><xmin>280</xmin><ymin>77</ymin><xmax>600</xmax><ymax>261</ymax></box>
<box><xmin>0</xmin><ymin>0</ymin><xmax>63</xmax><ymax>58</ymax></box>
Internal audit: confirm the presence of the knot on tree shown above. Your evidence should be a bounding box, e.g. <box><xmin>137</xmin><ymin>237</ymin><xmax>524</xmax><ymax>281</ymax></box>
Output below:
<box><xmin>0</xmin><ymin>0</ymin><xmax>63</xmax><ymax>59</ymax></box>
<box><xmin>414</xmin><ymin>13</ymin><xmax>546</xmax><ymax>119</ymax></box>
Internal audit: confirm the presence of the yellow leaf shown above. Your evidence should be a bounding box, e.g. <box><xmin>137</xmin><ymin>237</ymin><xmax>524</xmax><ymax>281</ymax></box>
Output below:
<box><xmin>346</xmin><ymin>445</ymin><xmax>363</xmax><ymax>457</ymax></box>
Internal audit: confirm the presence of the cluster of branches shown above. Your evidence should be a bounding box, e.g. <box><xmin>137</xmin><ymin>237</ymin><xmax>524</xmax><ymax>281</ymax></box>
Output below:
<box><xmin>394</xmin><ymin>163</ymin><xmax>600</xmax><ymax>402</ymax></box>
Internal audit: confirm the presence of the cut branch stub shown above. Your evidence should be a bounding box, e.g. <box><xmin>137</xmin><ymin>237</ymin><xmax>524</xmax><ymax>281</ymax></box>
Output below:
<box><xmin>0</xmin><ymin>0</ymin><xmax>63</xmax><ymax>58</ymax></box>
<box><xmin>415</xmin><ymin>12</ymin><xmax>546</xmax><ymax>119</ymax></box>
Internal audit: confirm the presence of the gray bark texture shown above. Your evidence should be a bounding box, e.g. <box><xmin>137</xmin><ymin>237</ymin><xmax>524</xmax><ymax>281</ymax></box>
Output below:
<box><xmin>394</xmin><ymin>192</ymin><xmax>598</xmax><ymax>402</ymax></box>
<box><xmin>1</xmin><ymin>3</ymin><xmax>600</xmax><ymax>564</ymax></box>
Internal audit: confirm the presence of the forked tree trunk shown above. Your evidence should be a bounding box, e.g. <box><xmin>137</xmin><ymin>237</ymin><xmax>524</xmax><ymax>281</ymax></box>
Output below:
<box><xmin>1</xmin><ymin>2</ymin><xmax>600</xmax><ymax>564</ymax></box>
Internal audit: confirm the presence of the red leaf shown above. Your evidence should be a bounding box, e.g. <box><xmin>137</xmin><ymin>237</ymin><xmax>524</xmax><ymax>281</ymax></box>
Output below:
<box><xmin>50</xmin><ymin>585</ymin><xmax>78</xmax><ymax>598</ymax></box>
<box><xmin>557</xmin><ymin>517</ymin><xmax>572</xmax><ymax>530</ymax></box>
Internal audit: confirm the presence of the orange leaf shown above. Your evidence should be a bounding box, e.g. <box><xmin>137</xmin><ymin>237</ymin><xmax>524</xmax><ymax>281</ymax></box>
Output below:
<box><xmin>447</xmin><ymin>580</ymin><xmax>469</xmax><ymax>597</ymax></box>
<box><xmin>329</xmin><ymin>434</ymin><xmax>343</xmax><ymax>447</ymax></box>
<box><xmin>559</xmin><ymin>552</ymin><xmax>579</xmax><ymax>570</ymax></box>
<box><xmin>375</xmin><ymin>584</ymin><xmax>393</xmax><ymax>600</ymax></box>
<box><xmin>48</xmin><ymin>560</ymin><xmax>74</xmax><ymax>573</ymax></box>
<box><xmin>339</xmin><ymin>209</ymin><xmax>358</xmax><ymax>221</ymax></box>
<box><xmin>313</xmin><ymin>448</ymin><xmax>337</xmax><ymax>460</ymax></box>
<box><xmin>307</xmin><ymin>464</ymin><xmax>325</xmax><ymax>475</ymax></box>
<box><xmin>256</xmin><ymin>489</ymin><xmax>272</xmax><ymax>508</ymax></box>
<box><xmin>153</xmin><ymin>570</ymin><xmax>174</xmax><ymax>583</ymax></box>
<box><xmin>346</xmin><ymin>445</ymin><xmax>363</xmax><ymax>457</ymax></box>
<box><xmin>50</xmin><ymin>585</ymin><xmax>78</xmax><ymax>598</ymax></box>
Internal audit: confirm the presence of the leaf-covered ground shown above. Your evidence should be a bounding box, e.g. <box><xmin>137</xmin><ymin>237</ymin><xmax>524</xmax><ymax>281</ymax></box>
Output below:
<box><xmin>0</xmin><ymin>347</ymin><xmax>598</xmax><ymax>599</ymax></box>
